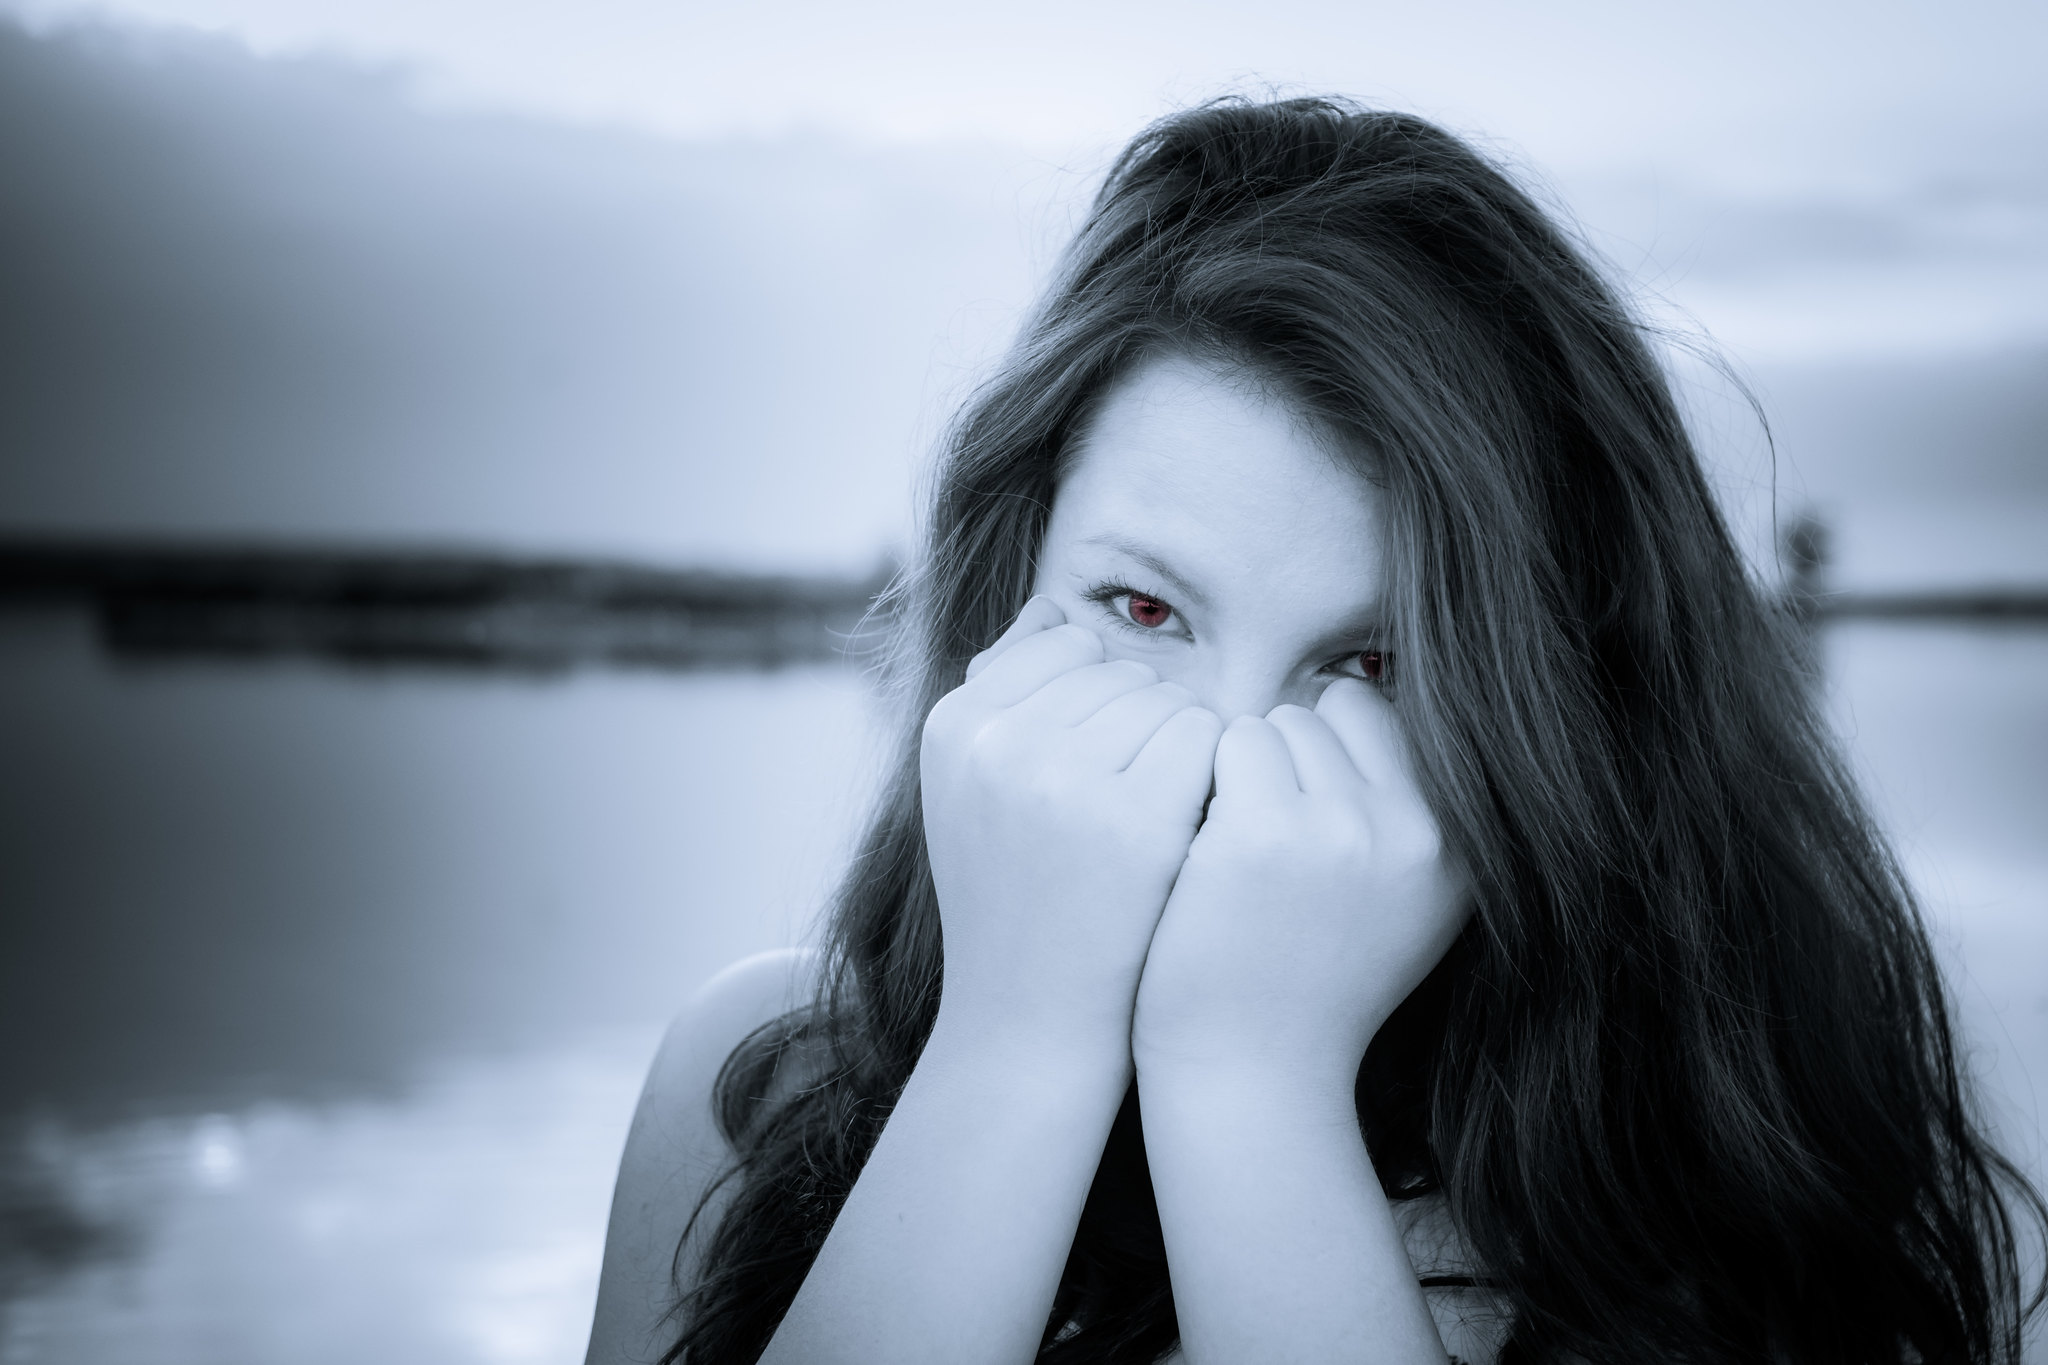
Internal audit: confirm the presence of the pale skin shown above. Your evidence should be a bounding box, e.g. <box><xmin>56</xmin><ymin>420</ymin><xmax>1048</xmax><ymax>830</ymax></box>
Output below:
<box><xmin>587</xmin><ymin>354</ymin><xmax>1489</xmax><ymax>1364</ymax></box>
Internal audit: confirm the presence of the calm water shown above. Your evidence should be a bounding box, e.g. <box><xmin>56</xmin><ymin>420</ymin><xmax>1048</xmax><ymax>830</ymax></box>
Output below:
<box><xmin>0</xmin><ymin>611</ymin><xmax>886</xmax><ymax>1363</ymax></box>
<box><xmin>0</xmin><ymin>613</ymin><xmax>2043</xmax><ymax>1362</ymax></box>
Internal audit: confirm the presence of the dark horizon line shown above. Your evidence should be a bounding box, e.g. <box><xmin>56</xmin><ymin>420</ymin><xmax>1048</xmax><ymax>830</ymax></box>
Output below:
<box><xmin>0</xmin><ymin>536</ymin><xmax>898</xmax><ymax>671</ymax></box>
<box><xmin>1810</xmin><ymin>590</ymin><xmax>2048</xmax><ymax>622</ymax></box>
<box><xmin>1</xmin><ymin>536</ymin><xmax>2043</xmax><ymax>673</ymax></box>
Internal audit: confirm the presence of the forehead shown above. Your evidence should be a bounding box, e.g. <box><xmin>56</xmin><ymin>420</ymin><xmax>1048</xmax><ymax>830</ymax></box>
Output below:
<box><xmin>1050</xmin><ymin>354</ymin><xmax>1384</xmax><ymax>596</ymax></box>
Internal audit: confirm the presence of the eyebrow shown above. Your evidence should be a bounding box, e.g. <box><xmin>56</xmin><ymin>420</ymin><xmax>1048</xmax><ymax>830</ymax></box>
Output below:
<box><xmin>1074</xmin><ymin>533</ymin><xmax>1210</xmax><ymax>608</ymax></box>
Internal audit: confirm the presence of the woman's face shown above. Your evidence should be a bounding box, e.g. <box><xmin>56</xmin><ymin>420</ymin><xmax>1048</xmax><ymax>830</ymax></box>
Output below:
<box><xmin>1032</xmin><ymin>354</ymin><xmax>1389</xmax><ymax>724</ymax></box>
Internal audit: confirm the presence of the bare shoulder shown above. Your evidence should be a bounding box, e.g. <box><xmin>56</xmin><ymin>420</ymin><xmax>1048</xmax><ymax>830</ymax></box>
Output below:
<box><xmin>585</xmin><ymin>948</ymin><xmax>823</xmax><ymax>1365</ymax></box>
<box><xmin>636</xmin><ymin>948</ymin><xmax>824</xmax><ymax>1138</ymax></box>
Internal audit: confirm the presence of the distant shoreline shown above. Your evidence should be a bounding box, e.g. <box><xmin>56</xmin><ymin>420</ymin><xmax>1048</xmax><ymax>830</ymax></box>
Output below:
<box><xmin>2</xmin><ymin>537</ymin><xmax>2043</xmax><ymax>675</ymax></box>
<box><xmin>0</xmin><ymin>538</ymin><xmax>896</xmax><ymax>672</ymax></box>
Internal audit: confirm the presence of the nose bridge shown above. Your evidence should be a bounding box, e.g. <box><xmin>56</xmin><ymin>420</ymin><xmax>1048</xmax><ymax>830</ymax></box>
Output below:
<box><xmin>1193</xmin><ymin>648</ymin><xmax>1300</xmax><ymax>724</ymax></box>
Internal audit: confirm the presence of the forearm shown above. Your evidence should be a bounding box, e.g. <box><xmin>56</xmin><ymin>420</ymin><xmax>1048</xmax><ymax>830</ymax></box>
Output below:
<box><xmin>1136</xmin><ymin>1059</ymin><xmax>1447</xmax><ymax>1365</ymax></box>
<box><xmin>760</xmin><ymin>1020</ymin><xmax>1130</xmax><ymax>1365</ymax></box>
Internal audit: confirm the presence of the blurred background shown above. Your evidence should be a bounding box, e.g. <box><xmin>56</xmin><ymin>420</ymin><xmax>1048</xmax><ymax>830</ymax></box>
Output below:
<box><xmin>0</xmin><ymin>1</ymin><xmax>2042</xmax><ymax>1360</ymax></box>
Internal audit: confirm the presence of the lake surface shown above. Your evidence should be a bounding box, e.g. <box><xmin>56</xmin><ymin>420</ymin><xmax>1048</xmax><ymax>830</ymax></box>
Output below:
<box><xmin>0</xmin><ymin>612</ymin><xmax>2043</xmax><ymax>1362</ymax></box>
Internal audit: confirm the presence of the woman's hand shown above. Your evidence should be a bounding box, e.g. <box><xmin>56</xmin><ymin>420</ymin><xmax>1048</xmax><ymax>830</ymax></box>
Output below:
<box><xmin>758</xmin><ymin>606</ymin><xmax>1218</xmax><ymax>1365</ymax></box>
<box><xmin>921</xmin><ymin>597</ymin><xmax>1223</xmax><ymax>1070</ymax></box>
<box><xmin>1132</xmin><ymin>677</ymin><xmax>1469</xmax><ymax>1090</ymax></box>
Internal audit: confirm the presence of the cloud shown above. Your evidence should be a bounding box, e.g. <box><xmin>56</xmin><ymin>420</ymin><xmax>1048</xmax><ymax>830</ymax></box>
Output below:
<box><xmin>1562</xmin><ymin>151</ymin><xmax>2048</xmax><ymax>364</ymax></box>
<box><xmin>0</xmin><ymin>10</ymin><xmax>2039</xmax><ymax>586</ymax></box>
<box><xmin>0</xmin><ymin>17</ymin><xmax>1059</xmax><ymax>570</ymax></box>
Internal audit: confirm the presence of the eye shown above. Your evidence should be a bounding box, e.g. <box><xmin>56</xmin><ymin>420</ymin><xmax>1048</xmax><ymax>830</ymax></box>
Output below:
<box><xmin>1331</xmin><ymin>648</ymin><xmax>1390</xmax><ymax>683</ymax></box>
<box><xmin>1124</xmin><ymin>592</ymin><xmax>1173</xmax><ymax>629</ymax></box>
<box><xmin>1081</xmin><ymin>581</ymin><xmax>1196</xmax><ymax>638</ymax></box>
<box><xmin>1080</xmin><ymin>580</ymin><xmax>1191</xmax><ymax>643</ymax></box>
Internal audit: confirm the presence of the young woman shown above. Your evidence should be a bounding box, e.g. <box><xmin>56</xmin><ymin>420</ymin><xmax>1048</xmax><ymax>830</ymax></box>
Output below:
<box><xmin>586</xmin><ymin>98</ymin><xmax>2046</xmax><ymax>1365</ymax></box>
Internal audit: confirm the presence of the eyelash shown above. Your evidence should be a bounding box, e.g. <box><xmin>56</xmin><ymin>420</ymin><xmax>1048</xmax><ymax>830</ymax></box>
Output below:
<box><xmin>1081</xmin><ymin>579</ymin><xmax>1183</xmax><ymax>640</ymax></box>
<box><xmin>1078</xmin><ymin>579</ymin><xmax>1391</xmax><ymax>683</ymax></box>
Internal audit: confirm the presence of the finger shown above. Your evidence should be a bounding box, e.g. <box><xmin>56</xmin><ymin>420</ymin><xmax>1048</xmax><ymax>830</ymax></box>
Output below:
<box><xmin>965</xmin><ymin>596</ymin><xmax>1065</xmax><ymax>681</ymax></box>
<box><xmin>1073</xmin><ymin>680</ymin><xmax>1202</xmax><ymax>770</ymax></box>
<box><xmin>966</xmin><ymin>623</ymin><xmax>1105</xmax><ymax>708</ymax></box>
<box><xmin>1265</xmin><ymin>704</ymin><xmax>1366</xmax><ymax>794</ymax></box>
<box><xmin>1315</xmin><ymin>677</ymin><xmax>1413</xmax><ymax>790</ymax></box>
<box><xmin>1124</xmin><ymin>704</ymin><xmax>1223</xmax><ymax>801</ymax></box>
<box><xmin>1007</xmin><ymin>658</ymin><xmax>1158</xmax><ymax>729</ymax></box>
<box><xmin>1213</xmin><ymin>715</ymin><xmax>1301</xmax><ymax>798</ymax></box>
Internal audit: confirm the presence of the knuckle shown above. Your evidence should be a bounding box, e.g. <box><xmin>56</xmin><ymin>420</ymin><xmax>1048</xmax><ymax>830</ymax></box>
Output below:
<box><xmin>1331</xmin><ymin>824</ymin><xmax>1376</xmax><ymax>865</ymax></box>
<box><xmin>1052</xmin><ymin>624</ymin><xmax>1104</xmax><ymax>659</ymax></box>
<box><xmin>1108</xmin><ymin>658</ymin><xmax>1157</xmax><ymax>686</ymax></box>
<box><xmin>1021</xmin><ymin>761</ymin><xmax>1086</xmax><ymax>811</ymax></box>
<box><xmin>965</xmin><ymin>719</ymin><xmax>1022</xmax><ymax>772</ymax></box>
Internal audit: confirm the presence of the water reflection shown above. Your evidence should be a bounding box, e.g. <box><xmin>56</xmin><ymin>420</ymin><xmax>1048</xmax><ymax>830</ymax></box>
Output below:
<box><xmin>1823</xmin><ymin>624</ymin><xmax>2048</xmax><ymax>1189</ymax></box>
<box><xmin>0</xmin><ymin>615</ymin><xmax>2044</xmax><ymax>1362</ymax></box>
<box><xmin>0</xmin><ymin>608</ymin><xmax>885</xmax><ymax>1359</ymax></box>
<box><xmin>3</xmin><ymin>1034</ymin><xmax>650</xmax><ymax>1364</ymax></box>
<box><xmin>0</xmin><ymin>611</ymin><xmax>882</xmax><ymax>1121</ymax></box>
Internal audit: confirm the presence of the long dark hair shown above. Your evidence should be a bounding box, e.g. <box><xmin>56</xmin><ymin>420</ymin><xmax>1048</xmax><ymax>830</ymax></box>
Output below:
<box><xmin>662</xmin><ymin>98</ymin><xmax>2046</xmax><ymax>1364</ymax></box>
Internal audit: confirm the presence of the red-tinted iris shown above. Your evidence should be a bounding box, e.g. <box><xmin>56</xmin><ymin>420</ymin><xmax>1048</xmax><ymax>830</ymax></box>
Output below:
<box><xmin>1126</xmin><ymin>593</ymin><xmax>1172</xmax><ymax>628</ymax></box>
<box><xmin>1357</xmin><ymin>649</ymin><xmax>1386</xmax><ymax>682</ymax></box>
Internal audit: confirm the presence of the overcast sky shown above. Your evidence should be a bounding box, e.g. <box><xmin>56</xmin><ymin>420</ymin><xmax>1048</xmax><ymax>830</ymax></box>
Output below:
<box><xmin>0</xmin><ymin>1</ymin><xmax>2041</xmax><ymax>579</ymax></box>
<box><xmin>10</xmin><ymin>0</ymin><xmax>2044</xmax><ymax>177</ymax></box>
<box><xmin>10</xmin><ymin>0</ymin><xmax>2046</xmax><ymax>363</ymax></box>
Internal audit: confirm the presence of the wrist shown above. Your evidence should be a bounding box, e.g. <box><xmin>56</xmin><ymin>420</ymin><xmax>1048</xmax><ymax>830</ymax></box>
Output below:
<box><xmin>1133</xmin><ymin>1043</ymin><xmax>1361</xmax><ymax>1130</ymax></box>
<box><xmin>923</xmin><ymin>1002</ymin><xmax>1134</xmax><ymax>1101</ymax></box>
<box><xmin>1132</xmin><ymin>1005</ymin><xmax>1369</xmax><ymax>1091</ymax></box>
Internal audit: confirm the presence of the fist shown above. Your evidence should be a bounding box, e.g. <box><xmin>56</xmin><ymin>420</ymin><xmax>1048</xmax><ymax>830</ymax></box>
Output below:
<box><xmin>1131</xmin><ymin>677</ymin><xmax>1469</xmax><ymax>1086</ymax></box>
<box><xmin>921</xmin><ymin>598</ymin><xmax>1223</xmax><ymax>1063</ymax></box>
